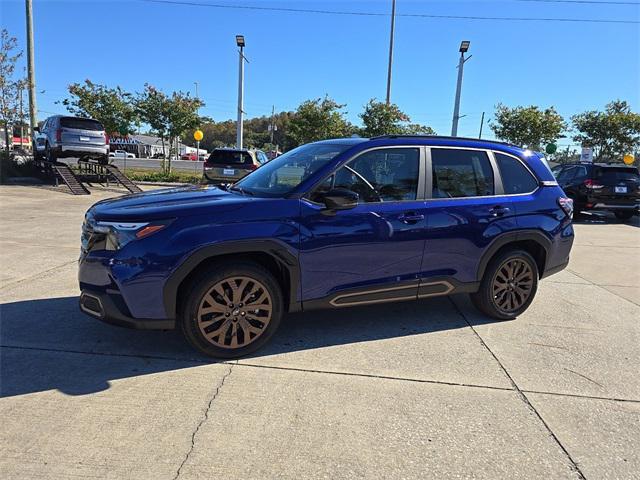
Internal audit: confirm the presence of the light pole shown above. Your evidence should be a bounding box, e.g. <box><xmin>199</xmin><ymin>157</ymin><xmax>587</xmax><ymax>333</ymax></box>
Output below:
<box><xmin>25</xmin><ymin>0</ymin><xmax>38</xmax><ymax>131</ymax></box>
<box><xmin>451</xmin><ymin>40</ymin><xmax>471</xmax><ymax>137</ymax></box>
<box><xmin>194</xmin><ymin>81</ymin><xmax>199</xmax><ymax>163</ymax></box>
<box><xmin>385</xmin><ymin>0</ymin><xmax>396</xmax><ymax>105</ymax></box>
<box><xmin>236</xmin><ymin>35</ymin><xmax>245</xmax><ymax>150</ymax></box>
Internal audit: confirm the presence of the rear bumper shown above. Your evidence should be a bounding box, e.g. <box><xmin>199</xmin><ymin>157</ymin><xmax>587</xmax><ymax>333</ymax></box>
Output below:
<box><xmin>591</xmin><ymin>202</ymin><xmax>639</xmax><ymax>211</ymax></box>
<box><xmin>79</xmin><ymin>289</ymin><xmax>175</xmax><ymax>330</ymax></box>
<box><xmin>58</xmin><ymin>144</ymin><xmax>108</xmax><ymax>158</ymax></box>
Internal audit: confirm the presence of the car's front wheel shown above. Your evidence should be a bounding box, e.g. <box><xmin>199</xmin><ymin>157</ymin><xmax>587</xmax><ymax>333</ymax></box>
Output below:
<box><xmin>470</xmin><ymin>249</ymin><xmax>539</xmax><ymax>320</ymax></box>
<box><xmin>180</xmin><ymin>261</ymin><xmax>284</xmax><ymax>358</ymax></box>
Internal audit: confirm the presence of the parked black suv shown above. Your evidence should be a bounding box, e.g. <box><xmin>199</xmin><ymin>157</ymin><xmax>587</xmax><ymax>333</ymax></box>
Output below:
<box><xmin>553</xmin><ymin>163</ymin><xmax>639</xmax><ymax>220</ymax></box>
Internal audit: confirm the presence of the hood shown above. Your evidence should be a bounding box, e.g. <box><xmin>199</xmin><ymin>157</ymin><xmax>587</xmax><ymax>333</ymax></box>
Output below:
<box><xmin>90</xmin><ymin>184</ymin><xmax>252</xmax><ymax>221</ymax></box>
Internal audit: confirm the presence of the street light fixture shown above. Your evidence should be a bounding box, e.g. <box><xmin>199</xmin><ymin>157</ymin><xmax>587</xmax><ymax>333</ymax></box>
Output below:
<box><xmin>236</xmin><ymin>35</ymin><xmax>246</xmax><ymax>149</ymax></box>
<box><xmin>451</xmin><ymin>41</ymin><xmax>472</xmax><ymax>136</ymax></box>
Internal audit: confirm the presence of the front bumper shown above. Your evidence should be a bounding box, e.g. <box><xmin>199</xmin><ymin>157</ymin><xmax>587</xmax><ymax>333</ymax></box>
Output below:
<box><xmin>79</xmin><ymin>289</ymin><xmax>175</xmax><ymax>330</ymax></box>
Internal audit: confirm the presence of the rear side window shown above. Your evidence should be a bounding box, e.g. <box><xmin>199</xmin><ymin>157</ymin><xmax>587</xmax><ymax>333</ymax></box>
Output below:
<box><xmin>431</xmin><ymin>149</ymin><xmax>494</xmax><ymax>198</ymax></box>
<box><xmin>60</xmin><ymin>117</ymin><xmax>104</xmax><ymax>131</ymax></box>
<box><xmin>207</xmin><ymin>150</ymin><xmax>253</xmax><ymax>165</ymax></box>
<box><xmin>594</xmin><ymin>167</ymin><xmax>639</xmax><ymax>183</ymax></box>
<box><xmin>495</xmin><ymin>153</ymin><xmax>538</xmax><ymax>194</ymax></box>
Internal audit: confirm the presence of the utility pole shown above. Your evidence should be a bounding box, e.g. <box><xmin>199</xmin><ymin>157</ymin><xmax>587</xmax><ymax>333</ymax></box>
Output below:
<box><xmin>235</xmin><ymin>35</ymin><xmax>246</xmax><ymax>150</ymax></box>
<box><xmin>25</xmin><ymin>0</ymin><xmax>38</xmax><ymax>130</ymax></box>
<box><xmin>385</xmin><ymin>0</ymin><xmax>396</xmax><ymax>105</ymax></box>
<box><xmin>478</xmin><ymin>111</ymin><xmax>485</xmax><ymax>139</ymax></box>
<box><xmin>451</xmin><ymin>41</ymin><xmax>471</xmax><ymax>137</ymax></box>
<box><xmin>18</xmin><ymin>83</ymin><xmax>24</xmax><ymax>148</ymax></box>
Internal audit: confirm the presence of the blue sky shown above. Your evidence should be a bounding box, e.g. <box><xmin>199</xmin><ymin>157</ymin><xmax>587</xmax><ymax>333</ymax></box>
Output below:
<box><xmin>2</xmin><ymin>0</ymin><xmax>639</xmax><ymax>146</ymax></box>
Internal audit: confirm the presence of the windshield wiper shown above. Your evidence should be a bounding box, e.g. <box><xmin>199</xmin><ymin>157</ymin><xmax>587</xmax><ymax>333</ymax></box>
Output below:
<box><xmin>230</xmin><ymin>185</ymin><xmax>254</xmax><ymax>196</ymax></box>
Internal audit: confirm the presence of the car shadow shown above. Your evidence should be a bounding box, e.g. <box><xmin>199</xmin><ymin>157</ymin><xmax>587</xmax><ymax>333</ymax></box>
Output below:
<box><xmin>0</xmin><ymin>294</ymin><xmax>483</xmax><ymax>398</ymax></box>
<box><xmin>573</xmin><ymin>210</ymin><xmax>639</xmax><ymax>228</ymax></box>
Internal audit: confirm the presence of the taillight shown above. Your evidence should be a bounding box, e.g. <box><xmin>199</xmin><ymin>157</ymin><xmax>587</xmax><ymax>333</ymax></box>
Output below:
<box><xmin>105</xmin><ymin>134</ymin><xmax>110</xmax><ymax>145</ymax></box>
<box><xmin>558</xmin><ymin>197</ymin><xmax>574</xmax><ymax>219</ymax></box>
<box><xmin>56</xmin><ymin>129</ymin><xmax>62</xmax><ymax>142</ymax></box>
<box><xmin>584</xmin><ymin>179</ymin><xmax>603</xmax><ymax>189</ymax></box>
<box><xmin>248</xmin><ymin>163</ymin><xmax>259</xmax><ymax>171</ymax></box>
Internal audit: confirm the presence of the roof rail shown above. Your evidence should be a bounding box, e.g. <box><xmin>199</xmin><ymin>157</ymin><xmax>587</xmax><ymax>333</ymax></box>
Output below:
<box><xmin>369</xmin><ymin>134</ymin><xmax>520</xmax><ymax>148</ymax></box>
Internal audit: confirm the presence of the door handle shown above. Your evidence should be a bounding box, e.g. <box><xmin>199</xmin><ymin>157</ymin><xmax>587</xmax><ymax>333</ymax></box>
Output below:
<box><xmin>399</xmin><ymin>212</ymin><xmax>425</xmax><ymax>224</ymax></box>
<box><xmin>489</xmin><ymin>206</ymin><xmax>511</xmax><ymax>217</ymax></box>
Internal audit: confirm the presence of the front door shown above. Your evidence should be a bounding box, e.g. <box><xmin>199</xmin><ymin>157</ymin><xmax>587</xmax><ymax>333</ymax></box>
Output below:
<box><xmin>298</xmin><ymin>147</ymin><xmax>428</xmax><ymax>307</ymax></box>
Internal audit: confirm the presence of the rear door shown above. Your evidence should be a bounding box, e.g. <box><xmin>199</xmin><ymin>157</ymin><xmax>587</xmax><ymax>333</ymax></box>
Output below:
<box><xmin>422</xmin><ymin>147</ymin><xmax>518</xmax><ymax>290</ymax></box>
<box><xmin>59</xmin><ymin>117</ymin><xmax>105</xmax><ymax>147</ymax></box>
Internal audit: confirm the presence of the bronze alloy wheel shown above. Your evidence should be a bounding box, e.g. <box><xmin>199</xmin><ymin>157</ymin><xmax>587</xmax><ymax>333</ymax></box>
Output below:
<box><xmin>491</xmin><ymin>258</ymin><xmax>534</xmax><ymax>314</ymax></box>
<box><xmin>197</xmin><ymin>276</ymin><xmax>273</xmax><ymax>349</ymax></box>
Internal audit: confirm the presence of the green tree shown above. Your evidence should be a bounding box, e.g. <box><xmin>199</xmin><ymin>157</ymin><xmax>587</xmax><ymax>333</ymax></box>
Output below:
<box><xmin>288</xmin><ymin>96</ymin><xmax>352</xmax><ymax>146</ymax></box>
<box><xmin>571</xmin><ymin>100</ymin><xmax>640</xmax><ymax>161</ymax></box>
<box><xmin>490</xmin><ymin>104</ymin><xmax>567</xmax><ymax>150</ymax></box>
<box><xmin>0</xmin><ymin>29</ymin><xmax>23</xmax><ymax>153</ymax></box>
<box><xmin>359</xmin><ymin>99</ymin><xmax>435</xmax><ymax>137</ymax></box>
<box><xmin>61</xmin><ymin>80</ymin><xmax>137</xmax><ymax>136</ymax></box>
<box><xmin>135</xmin><ymin>84</ymin><xmax>203</xmax><ymax>172</ymax></box>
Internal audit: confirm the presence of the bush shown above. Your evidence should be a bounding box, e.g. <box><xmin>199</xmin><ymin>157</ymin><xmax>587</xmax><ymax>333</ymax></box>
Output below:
<box><xmin>125</xmin><ymin>169</ymin><xmax>202</xmax><ymax>184</ymax></box>
<box><xmin>0</xmin><ymin>151</ymin><xmax>38</xmax><ymax>183</ymax></box>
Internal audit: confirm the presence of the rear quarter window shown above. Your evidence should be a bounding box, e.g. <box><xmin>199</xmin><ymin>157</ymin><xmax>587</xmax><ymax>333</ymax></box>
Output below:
<box><xmin>495</xmin><ymin>153</ymin><xmax>539</xmax><ymax>194</ymax></box>
<box><xmin>60</xmin><ymin>117</ymin><xmax>104</xmax><ymax>131</ymax></box>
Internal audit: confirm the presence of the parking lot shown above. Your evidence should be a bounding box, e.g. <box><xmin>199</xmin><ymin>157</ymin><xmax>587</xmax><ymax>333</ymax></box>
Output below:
<box><xmin>0</xmin><ymin>184</ymin><xmax>638</xmax><ymax>479</ymax></box>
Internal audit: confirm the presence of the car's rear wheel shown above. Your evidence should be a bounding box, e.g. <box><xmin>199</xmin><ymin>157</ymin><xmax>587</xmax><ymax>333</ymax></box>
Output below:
<box><xmin>180</xmin><ymin>261</ymin><xmax>283</xmax><ymax>358</ymax></box>
<box><xmin>614</xmin><ymin>210</ymin><xmax>634</xmax><ymax>221</ymax></box>
<box><xmin>471</xmin><ymin>249</ymin><xmax>538</xmax><ymax>320</ymax></box>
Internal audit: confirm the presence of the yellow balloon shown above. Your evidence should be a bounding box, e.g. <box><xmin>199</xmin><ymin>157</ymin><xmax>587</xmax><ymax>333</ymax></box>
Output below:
<box><xmin>194</xmin><ymin>129</ymin><xmax>204</xmax><ymax>141</ymax></box>
<box><xmin>623</xmin><ymin>154</ymin><xmax>634</xmax><ymax>165</ymax></box>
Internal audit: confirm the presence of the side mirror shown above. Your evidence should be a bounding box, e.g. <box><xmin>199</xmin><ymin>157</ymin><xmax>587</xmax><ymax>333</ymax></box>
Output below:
<box><xmin>33</xmin><ymin>126</ymin><xmax>40</xmax><ymax>133</ymax></box>
<box><xmin>322</xmin><ymin>188</ymin><xmax>359</xmax><ymax>212</ymax></box>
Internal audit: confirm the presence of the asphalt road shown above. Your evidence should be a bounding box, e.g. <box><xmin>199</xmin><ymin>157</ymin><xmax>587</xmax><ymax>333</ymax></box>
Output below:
<box><xmin>1</xmin><ymin>184</ymin><xmax>639</xmax><ymax>479</ymax></box>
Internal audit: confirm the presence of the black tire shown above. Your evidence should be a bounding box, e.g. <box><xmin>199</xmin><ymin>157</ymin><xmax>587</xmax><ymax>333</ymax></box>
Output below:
<box><xmin>470</xmin><ymin>249</ymin><xmax>539</xmax><ymax>320</ymax></box>
<box><xmin>98</xmin><ymin>154</ymin><xmax>109</xmax><ymax>165</ymax></box>
<box><xmin>179</xmin><ymin>261</ymin><xmax>284</xmax><ymax>359</ymax></box>
<box><xmin>614</xmin><ymin>211</ymin><xmax>634</xmax><ymax>221</ymax></box>
<box><xmin>45</xmin><ymin>143</ymin><xmax>56</xmax><ymax>163</ymax></box>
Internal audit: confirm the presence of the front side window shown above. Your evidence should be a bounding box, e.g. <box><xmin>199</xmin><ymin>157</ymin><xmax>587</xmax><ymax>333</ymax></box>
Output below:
<box><xmin>310</xmin><ymin>148</ymin><xmax>420</xmax><ymax>204</ymax></box>
<box><xmin>495</xmin><ymin>153</ymin><xmax>538</xmax><ymax>194</ymax></box>
<box><xmin>234</xmin><ymin>142</ymin><xmax>353</xmax><ymax>197</ymax></box>
<box><xmin>431</xmin><ymin>149</ymin><xmax>494</xmax><ymax>198</ymax></box>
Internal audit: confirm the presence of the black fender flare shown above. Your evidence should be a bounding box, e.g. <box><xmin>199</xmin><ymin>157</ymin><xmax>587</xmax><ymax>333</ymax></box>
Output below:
<box><xmin>163</xmin><ymin>239</ymin><xmax>301</xmax><ymax>319</ymax></box>
<box><xmin>475</xmin><ymin>230</ymin><xmax>552</xmax><ymax>281</ymax></box>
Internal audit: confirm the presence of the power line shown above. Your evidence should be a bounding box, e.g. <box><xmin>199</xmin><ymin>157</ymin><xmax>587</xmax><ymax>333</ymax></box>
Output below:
<box><xmin>142</xmin><ymin>0</ymin><xmax>640</xmax><ymax>24</ymax></box>
<box><xmin>515</xmin><ymin>0</ymin><xmax>639</xmax><ymax>5</ymax></box>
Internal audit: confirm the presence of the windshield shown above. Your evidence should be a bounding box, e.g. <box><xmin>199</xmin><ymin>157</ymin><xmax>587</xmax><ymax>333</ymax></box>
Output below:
<box><xmin>234</xmin><ymin>143</ymin><xmax>352</xmax><ymax>197</ymax></box>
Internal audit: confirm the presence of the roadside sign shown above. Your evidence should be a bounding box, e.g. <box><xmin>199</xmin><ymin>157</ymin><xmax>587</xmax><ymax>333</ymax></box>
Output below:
<box><xmin>194</xmin><ymin>129</ymin><xmax>204</xmax><ymax>141</ymax></box>
<box><xmin>545</xmin><ymin>143</ymin><xmax>557</xmax><ymax>155</ymax></box>
<box><xmin>580</xmin><ymin>147</ymin><xmax>593</xmax><ymax>163</ymax></box>
<box><xmin>623</xmin><ymin>154</ymin><xmax>635</xmax><ymax>165</ymax></box>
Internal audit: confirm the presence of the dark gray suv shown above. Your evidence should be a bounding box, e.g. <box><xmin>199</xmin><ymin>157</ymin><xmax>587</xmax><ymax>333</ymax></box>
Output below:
<box><xmin>33</xmin><ymin>115</ymin><xmax>109</xmax><ymax>164</ymax></box>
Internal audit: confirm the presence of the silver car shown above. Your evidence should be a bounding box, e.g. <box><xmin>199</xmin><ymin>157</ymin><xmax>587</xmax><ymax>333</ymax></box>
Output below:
<box><xmin>33</xmin><ymin>115</ymin><xmax>109</xmax><ymax>164</ymax></box>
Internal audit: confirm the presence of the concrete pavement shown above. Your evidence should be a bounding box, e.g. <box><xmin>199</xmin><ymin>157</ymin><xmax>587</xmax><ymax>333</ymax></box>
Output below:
<box><xmin>1</xmin><ymin>185</ymin><xmax>639</xmax><ymax>479</ymax></box>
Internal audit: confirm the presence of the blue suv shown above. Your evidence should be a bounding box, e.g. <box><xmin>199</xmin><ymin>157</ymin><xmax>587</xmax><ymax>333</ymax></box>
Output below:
<box><xmin>79</xmin><ymin>136</ymin><xmax>574</xmax><ymax>358</ymax></box>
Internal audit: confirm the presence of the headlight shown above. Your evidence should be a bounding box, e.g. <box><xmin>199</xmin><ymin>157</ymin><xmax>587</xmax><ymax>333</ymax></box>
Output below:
<box><xmin>93</xmin><ymin>220</ymin><xmax>172</xmax><ymax>251</ymax></box>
